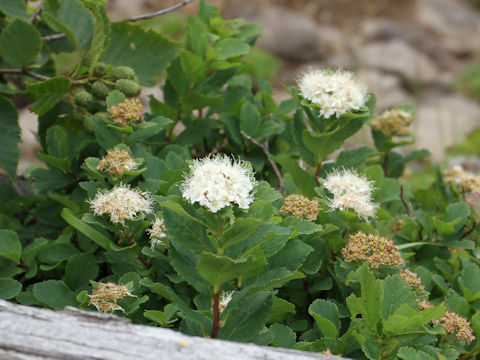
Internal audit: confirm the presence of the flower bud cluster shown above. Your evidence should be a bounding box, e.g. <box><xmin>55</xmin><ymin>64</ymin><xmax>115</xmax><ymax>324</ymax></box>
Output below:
<box><xmin>108</xmin><ymin>98</ymin><xmax>144</xmax><ymax>126</ymax></box>
<box><xmin>342</xmin><ymin>232</ymin><xmax>404</xmax><ymax>268</ymax></box>
<box><xmin>322</xmin><ymin>168</ymin><xmax>377</xmax><ymax>221</ymax></box>
<box><xmin>371</xmin><ymin>109</ymin><xmax>413</xmax><ymax>137</ymax></box>
<box><xmin>418</xmin><ymin>300</ymin><xmax>475</xmax><ymax>343</ymax></box>
<box><xmin>280</xmin><ymin>194</ymin><xmax>319</xmax><ymax>221</ymax></box>
<box><xmin>443</xmin><ymin>165</ymin><xmax>480</xmax><ymax>193</ymax></box>
<box><xmin>88</xmin><ymin>282</ymin><xmax>134</xmax><ymax>313</ymax></box>
<box><xmin>400</xmin><ymin>268</ymin><xmax>425</xmax><ymax>293</ymax></box>
<box><xmin>148</xmin><ymin>218</ymin><xmax>167</xmax><ymax>250</ymax></box>
<box><xmin>96</xmin><ymin>146</ymin><xmax>137</xmax><ymax>176</ymax></box>
<box><xmin>89</xmin><ymin>184</ymin><xmax>153</xmax><ymax>225</ymax></box>
<box><xmin>180</xmin><ymin>155</ymin><xmax>257</xmax><ymax>213</ymax></box>
<box><xmin>298</xmin><ymin>69</ymin><xmax>368</xmax><ymax>119</ymax></box>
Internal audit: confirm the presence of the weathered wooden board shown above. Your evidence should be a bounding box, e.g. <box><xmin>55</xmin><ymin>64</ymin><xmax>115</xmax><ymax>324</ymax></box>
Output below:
<box><xmin>0</xmin><ymin>300</ymin><xmax>345</xmax><ymax>360</ymax></box>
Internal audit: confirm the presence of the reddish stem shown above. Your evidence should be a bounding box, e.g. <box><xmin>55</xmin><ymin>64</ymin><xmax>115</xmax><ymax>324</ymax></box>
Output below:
<box><xmin>211</xmin><ymin>287</ymin><xmax>221</xmax><ymax>338</ymax></box>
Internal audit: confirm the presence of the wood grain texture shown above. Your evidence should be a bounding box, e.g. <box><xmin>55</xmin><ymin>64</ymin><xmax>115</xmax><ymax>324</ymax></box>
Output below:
<box><xmin>0</xmin><ymin>300</ymin><xmax>345</xmax><ymax>360</ymax></box>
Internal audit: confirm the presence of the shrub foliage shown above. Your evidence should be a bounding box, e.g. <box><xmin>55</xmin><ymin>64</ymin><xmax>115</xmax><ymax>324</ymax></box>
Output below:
<box><xmin>0</xmin><ymin>1</ymin><xmax>479</xmax><ymax>359</ymax></box>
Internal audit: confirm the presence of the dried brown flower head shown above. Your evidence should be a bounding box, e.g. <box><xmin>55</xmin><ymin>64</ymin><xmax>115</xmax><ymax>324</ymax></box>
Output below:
<box><xmin>443</xmin><ymin>165</ymin><xmax>480</xmax><ymax>193</ymax></box>
<box><xmin>341</xmin><ymin>232</ymin><xmax>404</xmax><ymax>268</ymax></box>
<box><xmin>371</xmin><ymin>109</ymin><xmax>413</xmax><ymax>137</ymax></box>
<box><xmin>88</xmin><ymin>282</ymin><xmax>135</xmax><ymax>313</ymax></box>
<box><xmin>400</xmin><ymin>269</ymin><xmax>425</xmax><ymax>293</ymax></box>
<box><xmin>96</xmin><ymin>146</ymin><xmax>137</xmax><ymax>176</ymax></box>
<box><xmin>418</xmin><ymin>299</ymin><xmax>475</xmax><ymax>343</ymax></box>
<box><xmin>107</xmin><ymin>98</ymin><xmax>144</xmax><ymax>126</ymax></box>
<box><xmin>280</xmin><ymin>194</ymin><xmax>319</xmax><ymax>221</ymax></box>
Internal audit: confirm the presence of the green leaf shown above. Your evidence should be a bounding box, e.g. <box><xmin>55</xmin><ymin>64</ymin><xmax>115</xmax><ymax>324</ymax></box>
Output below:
<box><xmin>57</xmin><ymin>0</ymin><xmax>94</xmax><ymax>48</ymax></box>
<box><xmin>382</xmin><ymin>275</ymin><xmax>418</xmax><ymax>320</ymax></box>
<box><xmin>163</xmin><ymin>207</ymin><xmax>211</xmax><ymax>253</ymax></box>
<box><xmin>103</xmin><ymin>22</ymin><xmax>181</xmax><ymax>86</ymax></box>
<box><xmin>0</xmin><ymin>278</ymin><xmax>21</xmax><ymax>299</ymax></box>
<box><xmin>169</xmin><ymin>241</ymin><xmax>209</xmax><ymax>294</ymax></box>
<box><xmin>302</xmin><ymin>116</ymin><xmax>368</xmax><ymax>161</ymax></box>
<box><xmin>216</xmin><ymin>38</ymin><xmax>250</xmax><ymax>59</ymax></box>
<box><xmin>27</xmin><ymin>77</ymin><xmax>71</xmax><ymax>115</ymax></box>
<box><xmin>273</xmin><ymin>154</ymin><xmax>315</xmax><ymax>197</ymax></box>
<box><xmin>383</xmin><ymin>303</ymin><xmax>445</xmax><ymax>335</ymax></box>
<box><xmin>348</xmin><ymin>263</ymin><xmax>383</xmax><ymax>331</ymax></box>
<box><xmin>240</xmin><ymin>102</ymin><xmax>261</xmax><ymax>139</ymax></box>
<box><xmin>0</xmin><ymin>96</ymin><xmax>20</xmax><ymax>181</ymax></box>
<box><xmin>374</xmin><ymin>178</ymin><xmax>400</xmax><ymax>203</ymax></box>
<box><xmin>106</xmin><ymin>90</ymin><xmax>125</xmax><ymax>109</ymax></box>
<box><xmin>0</xmin><ymin>18</ymin><xmax>42</xmax><ymax>67</ymax></box>
<box><xmin>218</xmin><ymin>291</ymin><xmax>272</xmax><ymax>342</ymax></box>
<box><xmin>127</xmin><ymin>116</ymin><xmax>173</xmax><ymax>146</ymax></box>
<box><xmin>140</xmin><ymin>278</ymin><xmax>174</xmax><ymax>302</ymax></box>
<box><xmin>33</xmin><ymin>280</ymin><xmax>77</xmax><ymax>309</ymax></box>
<box><xmin>459</xmin><ymin>263</ymin><xmax>480</xmax><ymax>302</ymax></box>
<box><xmin>0</xmin><ymin>0</ymin><xmax>28</xmax><ymax>18</ymax></box>
<box><xmin>254</xmin><ymin>181</ymin><xmax>283</xmax><ymax>202</ymax></box>
<box><xmin>335</xmin><ymin>147</ymin><xmax>374</xmax><ymax>169</ymax></box>
<box><xmin>89</xmin><ymin>116</ymin><xmax>121</xmax><ymax>150</ymax></box>
<box><xmin>397</xmin><ymin>347</ymin><xmax>435</xmax><ymax>360</ymax></box>
<box><xmin>0</xmin><ymin>229</ymin><xmax>21</xmax><ymax>262</ymax></box>
<box><xmin>84</xmin><ymin>2</ymin><xmax>110</xmax><ymax>68</ymax></box>
<box><xmin>37</xmin><ymin>243</ymin><xmax>79</xmax><ymax>264</ymax></box>
<box><xmin>31</xmin><ymin>168</ymin><xmax>74</xmax><ymax>191</ymax></box>
<box><xmin>186</xmin><ymin>15</ymin><xmax>207</xmax><ymax>57</ymax></box>
<box><xmin>268</xmin><ymin>296</ymin><xmax>295</xmax><ymax>323</ymax></box>
<box><xmin>309</xmin><ymin>299</ymin><xmax>340</xmax><ymax>338</ymax></box>
<box><xmin>180</xmin><ymin>50</ymin><xmax>206</xmax><ymax>84</ymax></box>
<box><xmin>65</xmin><ymin>253</ymin><xmax>99</xmax><ymax>291</ymax></box>
<box><xmin>270</xmin><ymin>323</ymin><xmax>296</xmax><ymax>348</ymax></box>
<box><xmin>61</xmin><ymin>208</ymin><xmax>112</xmax><ymax>250</ymax></box>
<box><xmin>218</xmin><ymin>218</ymin><xmax>265</xmax><ymax>249</ymax></box>
<box><xmin>197</xmin><ymin>252</ymin><xmax>260</xmax><ymax>287</ymax></box>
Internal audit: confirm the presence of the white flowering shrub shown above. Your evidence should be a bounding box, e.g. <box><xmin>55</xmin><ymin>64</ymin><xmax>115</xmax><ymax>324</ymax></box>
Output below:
<box><xmin>0</xmin><ymin>1</ymin><xmax>479</xmax><ymax>359</ymax></box>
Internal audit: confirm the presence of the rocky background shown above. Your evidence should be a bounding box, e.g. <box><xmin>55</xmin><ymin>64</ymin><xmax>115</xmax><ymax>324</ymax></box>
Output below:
<box><xmin>18</xmin><ymin>0</ymin><xmax>480</xmax><ymax>172</ymax></box>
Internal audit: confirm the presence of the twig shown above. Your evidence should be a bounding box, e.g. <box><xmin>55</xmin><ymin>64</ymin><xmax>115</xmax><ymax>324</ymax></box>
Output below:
<box><xmin>400</xmin><ymin>185</ymin><xmax>412</xmax><ymax>217</ymax></box>
<box><xmin>124</xmin><ymin>0</ymin><xmax>194</xmax><ymax>22</ymax></box>
<box><xmin>29</xmin><ymin>0</ymin><xmax>45</xmax><ymax>23</ymax></box>
<box><xmin>42</xmin><ymin>33</ymin><xmax>66</xmax><ymax>42</ymax></box>
<box><xmin>241</xmin><ymin>131</ymin><xmax>285</xmax><ymax>193</ymax></box>
<box><xmin>460</xmin><ymin>222</ymin><xmax>477</xmax><ymax>240</ymax></box>
<box><xmin>0</xmin><ymin>68</ymin><xmax>50</xmax><ymax>81</ymax></box>
<box><xmin>43</xmin><ymin>0</ymin><xmax>195</xmax><ymax>42</ymax></box>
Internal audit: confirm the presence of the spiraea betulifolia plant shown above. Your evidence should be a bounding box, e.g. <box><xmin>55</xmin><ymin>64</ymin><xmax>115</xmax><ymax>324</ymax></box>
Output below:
<box><xmin>0</xmin><ymin>1</ymin><xmax>479</xmax><ymax>359</ymax></box>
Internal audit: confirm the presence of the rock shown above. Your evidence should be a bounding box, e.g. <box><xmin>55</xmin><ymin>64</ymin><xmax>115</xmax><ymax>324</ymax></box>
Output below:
<box><xmin>239</xmin><ymin>6</ymin><xmax>347</xmax><ymax>62</ymax></box>
<box><xmin>415</xmin><ymin>0</ymin><xmax>480</xmax><ymax>56</ymax></box>
<box><xmin>356</xmin><ymin>69</ymin><xmax>412</xmax><ymax>110</ymax></box>
<box><xmin>356</xmin><ymin>40</ymin><xmax>439</xmax><ymax>85</ymax></box>
<box><xmin>361</xmin><ymin>19</ymin><xmax>460</xmax><ymax>71</ymax></box>
<box><xmin>414</xmin><ymin>94</ymin><xmax>480</xmax><ymax>161</ymax></box>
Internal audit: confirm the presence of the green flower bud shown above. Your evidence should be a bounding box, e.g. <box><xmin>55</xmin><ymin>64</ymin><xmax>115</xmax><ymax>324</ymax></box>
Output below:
<box><xmin>92</xmin><ymin>62</ymin><xmax>107</xmax><ymax>77</ymax></box>
<box><xmin>74</xmin><ymin>91</ymin><xmax>94</xmax><ymax>108</ymax></box>
<box><xmin>91</xmin><ymin>81</ymin><xmax>112</xmax><ymax>99</ymax></box>
<box><xmin>115</xmin><ymin>79</ymin><xmax>141</xmax><ymax>97</ymax></box>
<box><xmin>110</xmin><ymin>66</ymin><xmax>136</xmax><ymax>82</ymax></box>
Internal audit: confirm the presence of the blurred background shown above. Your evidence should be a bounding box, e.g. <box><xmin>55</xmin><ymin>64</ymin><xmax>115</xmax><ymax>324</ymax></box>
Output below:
<box><xmin>19</xmin><ymin>0</ymin><xmax>480</xmax><ymax>171</ymax></box>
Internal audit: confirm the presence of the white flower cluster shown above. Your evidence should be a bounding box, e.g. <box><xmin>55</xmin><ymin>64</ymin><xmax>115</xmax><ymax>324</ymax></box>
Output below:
<box><xmin>180</xmin><ymin>155</ymin><xmax>257</xmax><ymax>213</ymax></box>
<box><xmin>89</xmin><ymin>184</ymin><xmax>153</xmax><ymax>224</ymax></box>
<box><xmin>298</xmin><ymin>69</ymin><xmax>368</xmax><ymax>119</ymax></box>
<box><xmin>147</xmin><ymin>217</ymin><xmax>167</xmax><ymax>250</ymax></box>
<box><xmin>322</xmin><ymin>168</ymin><xmax>377</xmax><ymax>220</ymax></box>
